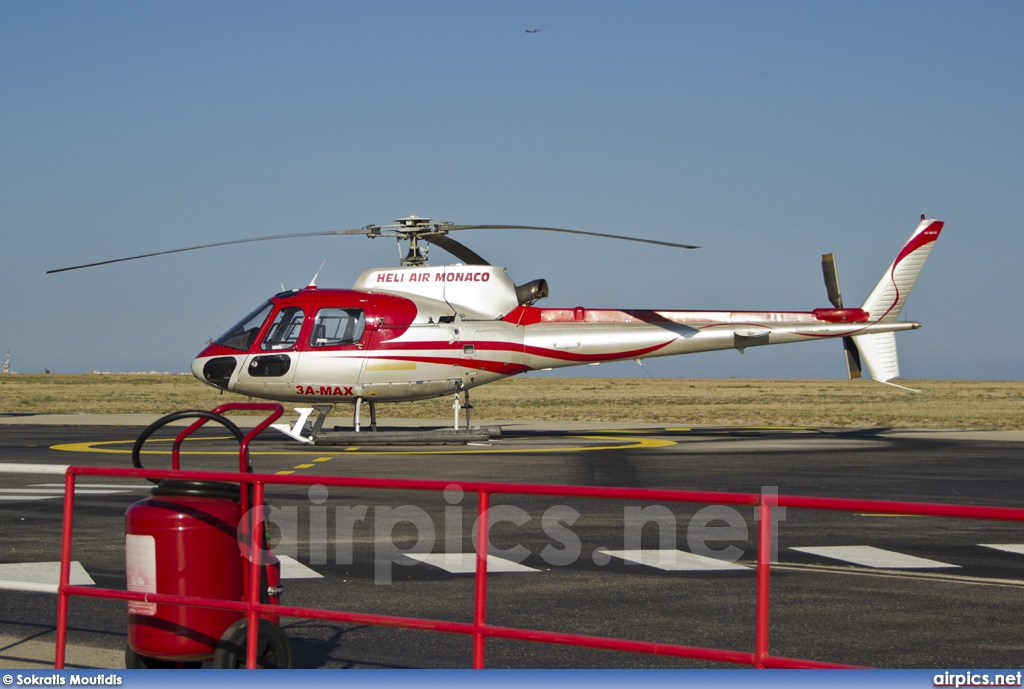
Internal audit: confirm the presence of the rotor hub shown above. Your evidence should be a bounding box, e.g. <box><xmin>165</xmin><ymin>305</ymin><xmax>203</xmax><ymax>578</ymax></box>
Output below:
<box><xmin>395</xmin><ymin>215</ymin><xmax>432</xmax><ymax>229</ymax></box>
<box><xmin>392</xmin><ymin>216</ymin><xmax>445</xmax><ymax>266</ymax></box>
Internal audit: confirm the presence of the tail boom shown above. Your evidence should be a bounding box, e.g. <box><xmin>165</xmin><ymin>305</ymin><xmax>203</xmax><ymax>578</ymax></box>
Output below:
<box><xmin>510</xmin><ymin>217</ymin><xmax>941</xmax><ymax>381</ymax></box>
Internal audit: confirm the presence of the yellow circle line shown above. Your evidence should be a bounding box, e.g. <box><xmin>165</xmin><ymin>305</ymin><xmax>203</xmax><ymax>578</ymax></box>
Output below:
<box><xmin>50</xmin><ymin>435</ymin><xmax>676</xmax><ymax>457</ymax></box>
<box><xmin>664</xmin><ymin>426</ymin><xmax>814</xmax><ymax>432</ymax></box>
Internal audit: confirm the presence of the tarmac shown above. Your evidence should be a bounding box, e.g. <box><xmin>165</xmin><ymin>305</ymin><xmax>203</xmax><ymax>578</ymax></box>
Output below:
<box><xmin>2</xmin><ymin>412</ymin><xmax>1023</xmax><ymax>442</ymax></box>
<box><xmin>2</xmin><ymin>413</ymin><xmax>1023</xmax><ymax>668</ymax></box>
<box><xmin>0</xmin><ymin>634</ymin><xmax>123</xmax><ymax>670</ymax></box>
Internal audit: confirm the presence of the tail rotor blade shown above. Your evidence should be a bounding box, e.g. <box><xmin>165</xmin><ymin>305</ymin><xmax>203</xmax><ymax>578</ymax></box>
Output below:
<box><xmin>843</xmin><ymin>336</ymin><xmax>863</xmax><ymax>379</ymax></box>
<box><xmin>821</xmin><ymin>253</ymin><xmax>844</xmax><ymax>308</ymax></box>
<box><xmin>823</xmin><ymin>253</ymin><xmax>862</xmax><ymax>379</ymax></box>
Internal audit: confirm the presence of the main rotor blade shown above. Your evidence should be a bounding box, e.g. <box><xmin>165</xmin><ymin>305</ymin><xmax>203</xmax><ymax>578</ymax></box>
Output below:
<box><xmin>47</xmin><ymin>220</ymin><xmax>699</xmax><ymax>274</ymax></box>
<box><xmin>46</xmin><ymin>228</ymin><xmax>373</xmax><ymax>274</ymax></box>
<box><xmin>422</xmin><ymin>233</ymin><xmax>491</xmax><ymax>265</ymax></box>
<box><xmin>445</xmin><ymin>224</ymin><xmax>700</xmax><ymax>250</ymax></box>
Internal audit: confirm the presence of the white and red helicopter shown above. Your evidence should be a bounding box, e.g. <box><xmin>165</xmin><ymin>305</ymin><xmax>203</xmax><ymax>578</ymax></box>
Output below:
<box><xmin>50</xmin><ymin>215</ymin><xmax>942</xmax><ymax>442</ymax></box>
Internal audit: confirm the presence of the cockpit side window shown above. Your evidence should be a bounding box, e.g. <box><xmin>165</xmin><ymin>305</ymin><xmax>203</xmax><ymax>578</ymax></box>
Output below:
<box><xmin>260</xmin><ymin>306</ymin><xmax>305</xmax><ymax>350</ymax></box>
<box><xmin>214</xmin><ymin>301</ymin><xmax>273</xmax><ymax>351</ymax></box>
<box><xmin>310</xmin><ymin>308</ymin><xmax>366</xmax><ymax>347</ymax></box>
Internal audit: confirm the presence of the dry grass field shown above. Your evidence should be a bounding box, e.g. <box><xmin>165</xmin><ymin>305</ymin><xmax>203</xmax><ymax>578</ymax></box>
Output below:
<box><xmin>1</xmin><ymin>374</ymin><xmax>1022</xmax><ymax>429</ymax></box>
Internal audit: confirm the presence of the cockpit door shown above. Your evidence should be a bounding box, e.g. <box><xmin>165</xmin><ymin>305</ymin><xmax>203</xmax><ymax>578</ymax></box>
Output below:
<box><xmin>235</xmin><ymin>304</ymin><xmax>306</xmax><ymax>399</ymax></box>
<box><xmin>288</xmin><ymin>304</ymin><xmax>372</xmax><ymax>402</ymax></box>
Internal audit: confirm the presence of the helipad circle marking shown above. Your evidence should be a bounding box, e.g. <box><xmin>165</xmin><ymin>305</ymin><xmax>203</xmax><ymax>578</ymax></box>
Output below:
<box><xmin>50</xmin><ymin>434</ymin><xmax>677</xmax><ymax>457</ymax></box>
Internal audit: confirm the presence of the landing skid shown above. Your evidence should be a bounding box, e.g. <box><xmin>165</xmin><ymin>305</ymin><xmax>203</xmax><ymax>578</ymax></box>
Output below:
<box><xmin>312</xmin><ymin>427</ymin><xmax>494</xmax><ymax>445</ymax></box>
<box><xmin>269</xmin><ymin>404</ymin><xmax>335</xmax><ymax>444</ymax></box>
<box><xmin>268</xmin><ymin>391</ymin><xmax>495</xmax><ymax>445</ymax></box>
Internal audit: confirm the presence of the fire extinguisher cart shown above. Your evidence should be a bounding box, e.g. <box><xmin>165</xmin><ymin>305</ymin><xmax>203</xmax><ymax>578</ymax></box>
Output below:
<box><xmin>123</xmin><ymin>405</ymin><xmax>292</xmax><ymax>669</ymax></box>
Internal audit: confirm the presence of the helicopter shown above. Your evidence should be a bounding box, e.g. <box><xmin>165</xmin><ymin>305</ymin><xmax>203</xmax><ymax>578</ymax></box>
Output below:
<box><xmin>49</xmin><ymin>214</ymin><xmax>943</xmax><ymax>443</ymax></box>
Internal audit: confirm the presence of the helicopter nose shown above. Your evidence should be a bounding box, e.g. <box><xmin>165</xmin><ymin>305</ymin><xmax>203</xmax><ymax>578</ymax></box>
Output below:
<box><xmin>194</xmin><ymin>355</ymin><xmax>237</xmax><ymax>390</ymax></box>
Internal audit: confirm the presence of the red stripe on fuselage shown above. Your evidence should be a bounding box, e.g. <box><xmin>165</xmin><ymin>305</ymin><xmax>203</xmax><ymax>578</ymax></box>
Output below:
<box><xmin>369</xmin><ymin>355</ymin><xmax>530</xmax><ymax>375</ymax></box>
<box><xmin>504</xmin><ymin>306</ymin><xmax>823</xmax><ymax>326</ymax></box>
<box><xmin>368</xmin><ymin>338</ymin><xmax>674</xmax><ymax>369</ymax></box>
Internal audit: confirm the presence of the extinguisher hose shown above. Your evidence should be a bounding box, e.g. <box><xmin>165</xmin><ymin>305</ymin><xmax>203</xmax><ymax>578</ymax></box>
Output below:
<box><xmin>132</xmin><ymin>409</ymin><xmax>246</xmax><ymax>485</ymax></box>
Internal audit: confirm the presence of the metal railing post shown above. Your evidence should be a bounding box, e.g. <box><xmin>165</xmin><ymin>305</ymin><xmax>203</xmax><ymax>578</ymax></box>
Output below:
<box><xmin>246</xmin><ymin>478</ymin><xmax>264</xmax><ymax>669</ymax></box>
<box><xmin>473</xmin><ymin>489</ymin><xmax>490</xmax><ymax>668</ymax></box>
<box><xmin>54</xmin><ymin>470</ymin><xmax>76</xmax><ymax>669</ymax></box>
<box><xmin>755</xmin><ymin>496</ymin><xmax>773</xmax><ymax>667</ymax></box>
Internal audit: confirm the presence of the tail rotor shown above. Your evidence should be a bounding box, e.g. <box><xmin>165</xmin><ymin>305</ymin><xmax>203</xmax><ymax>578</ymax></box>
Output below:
<box><xmin>820</xmin><ymin>252</ymin><xmax>863</xmax><ymax>380</ymax></box>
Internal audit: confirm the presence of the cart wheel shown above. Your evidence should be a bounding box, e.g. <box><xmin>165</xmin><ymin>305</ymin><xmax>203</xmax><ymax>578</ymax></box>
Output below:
<box><xmin>124</xmin><ymin>646</ymin><xmax>202</xmax><ymax>669</ymax></box>
<box><xmin>212</xmin><ymin>618</ymin><xmax>292</xmax><ymax>669</ymax></box>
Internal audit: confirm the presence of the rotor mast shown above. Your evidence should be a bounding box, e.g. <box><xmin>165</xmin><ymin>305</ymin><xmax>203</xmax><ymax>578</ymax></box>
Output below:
<box><xmin>394</xmin><ymin>215</ymin><xmax>435</xmax><ymax>266</ymax></box>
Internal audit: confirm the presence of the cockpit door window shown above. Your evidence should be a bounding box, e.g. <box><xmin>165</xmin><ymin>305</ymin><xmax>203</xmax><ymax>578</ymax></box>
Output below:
<box><xmin>260</xmin><ymin>306</ymin><xmax>305</xmax><ymax>350</ymax></box>
<box><xmin>310</xmin><ymin>308</ymin><xmax>366</xmax><ymax>347</ymax></box>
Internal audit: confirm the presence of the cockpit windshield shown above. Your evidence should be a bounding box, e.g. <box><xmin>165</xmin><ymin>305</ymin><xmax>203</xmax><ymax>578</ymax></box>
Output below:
<box><xmin>214</xmin><ymin>301</ymin><xmax>273</xmax><ymax>351</ymax></box>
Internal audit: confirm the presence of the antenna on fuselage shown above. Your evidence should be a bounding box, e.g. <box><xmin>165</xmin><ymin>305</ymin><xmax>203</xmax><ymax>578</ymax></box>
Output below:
<box><xmin>307</xmin><ymin>261</ymin><xmax>327</xmax><ymax>287</ymax></box>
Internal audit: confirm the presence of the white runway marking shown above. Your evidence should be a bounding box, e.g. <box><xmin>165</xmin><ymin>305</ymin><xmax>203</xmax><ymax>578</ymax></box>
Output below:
<box><xmin>31</xmin><ymin>483</ymin><xmax>152</xmax><ymax>490</ymax></box>
<box><xmin>791</xmin><ymin>545</ymin><xmax>959</xmax><ymax>569</ymax></box>
<box><xmin>276</xmin><ymin>554</ymin><xmax>324</xmax><ymax>579</ymax></box>
<box><xmin>0</xmin><ymin>488</ymin><xmax>124</xmax><ymax>494</ymax></box>
<box><xmin>0</xmin><ymin>561</ymin><xmax>95</xmax><ymax>592</ymax></box>
<box><xmin>979</xmin><ymin>544</ymin><xmax>1024</xmax><ymax>555</ymax></box>
<box><xmin>404</xmin><ymin>553</ymin><xmax>540</xmax><ymax>574</ymax></box>
<box><xmin>0</xmin><ymin>483</ymin><xmax>141</xmax><ymax>501</ymax></box>
<box><xmin>605</xmin><ymin>549</ymin><xmax>750</xmax><ymax>571</ymax></box>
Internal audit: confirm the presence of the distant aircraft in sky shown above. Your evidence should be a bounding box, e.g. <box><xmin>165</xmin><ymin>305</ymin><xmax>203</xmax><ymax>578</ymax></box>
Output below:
<box><xmin>525</xmin><ymin>28</ymin><xmax>541</xmax><ymax>33</ymax></box>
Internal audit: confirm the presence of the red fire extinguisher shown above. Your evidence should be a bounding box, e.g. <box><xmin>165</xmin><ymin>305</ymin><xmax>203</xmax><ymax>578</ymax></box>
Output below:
<box><xmin>124</xmin><ymin>409</ymin><xmax>292</xmax><ymax>669</ymax></box>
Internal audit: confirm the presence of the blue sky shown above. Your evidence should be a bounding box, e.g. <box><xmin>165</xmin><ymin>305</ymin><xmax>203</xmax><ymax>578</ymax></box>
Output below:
<box><xmin>2</xmin><ymin>1</ymin><xmax>1021</xmax><ymax>380</ymax></box>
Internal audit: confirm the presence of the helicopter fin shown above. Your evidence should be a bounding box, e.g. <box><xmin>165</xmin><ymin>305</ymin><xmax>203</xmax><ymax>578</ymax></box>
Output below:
<box><xmin>850</xmin><ymin>331</ymin><xmax>921</xmax><ymax>392</ymax></box>
<box><xmin>859</xmin><ymin>217</ymin><xmax>943</xmax><ymax>323</ymax></box>
<box><xmin>822</xmin><ymin>217</ymin><xmax>942</xmax><ymax>387</ymax></box>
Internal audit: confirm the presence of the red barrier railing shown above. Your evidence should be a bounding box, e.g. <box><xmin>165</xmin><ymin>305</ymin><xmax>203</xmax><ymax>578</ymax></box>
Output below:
<box><xmin>52</xmin><ymin>410</ymin><xmax>1024</xmax><ymax>669</ymax></box>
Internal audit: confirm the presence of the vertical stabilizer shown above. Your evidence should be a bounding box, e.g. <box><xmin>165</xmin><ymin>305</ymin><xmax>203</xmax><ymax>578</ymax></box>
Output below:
<box><xmin>860</xmin><ymin>218</ymin><xmax>943</xmax><ymax>322</ymax></box>
<box><xmin>851</xmin><ymin>331</ymin><xmax>921</xmax><ymax>391</ymax></box>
